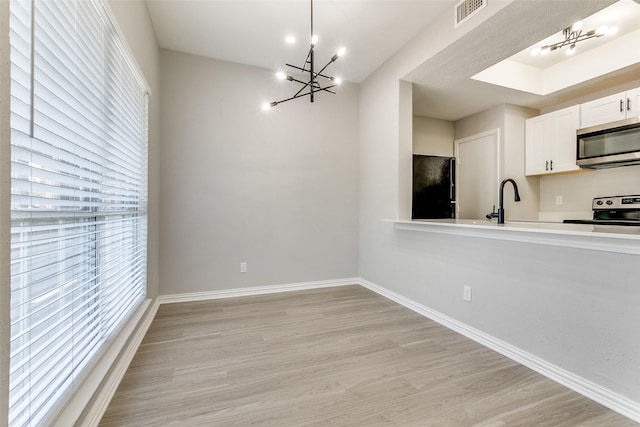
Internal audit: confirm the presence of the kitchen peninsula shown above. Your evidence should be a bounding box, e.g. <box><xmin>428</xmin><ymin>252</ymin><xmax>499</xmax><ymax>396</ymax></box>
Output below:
<box><xmin>391</xmin><ymin>218</ymin><xmax>640</xmax><ymax>255</ymax></box>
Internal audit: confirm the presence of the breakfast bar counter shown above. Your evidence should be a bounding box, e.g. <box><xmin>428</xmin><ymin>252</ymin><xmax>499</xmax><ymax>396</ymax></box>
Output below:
<box><xmin>389</xmin><ymin>218</ymin><xmax>640</xmax><ymax>255</ymax></box>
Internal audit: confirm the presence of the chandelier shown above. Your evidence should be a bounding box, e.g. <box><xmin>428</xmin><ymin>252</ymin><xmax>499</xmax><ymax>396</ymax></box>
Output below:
<box><xmin>530</xmin><ymin>21</ymin><xmax>618</xmax><ymax>56</ymax></box>
<box><xmin>262</xmin><ymin>0</ymin><xmax>345</xmax><ymax>110</ymax></box>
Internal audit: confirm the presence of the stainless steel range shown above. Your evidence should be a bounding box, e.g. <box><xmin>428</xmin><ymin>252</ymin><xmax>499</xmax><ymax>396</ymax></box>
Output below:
<box><xmin>563</xmin><ymin>195</ymin><xmax>640</xmax><ymax>226</ymax></box>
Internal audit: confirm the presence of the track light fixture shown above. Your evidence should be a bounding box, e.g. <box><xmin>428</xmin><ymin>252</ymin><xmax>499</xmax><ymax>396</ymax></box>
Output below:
<box><xmin>530</xmin><ymin>21</ymin><xmax>618</xmax><ymax>56</ymax></box>
<box><xmin>262</xmin><ymin>0</ymin><xmax>345</xmax><ymax>110</ymax></box>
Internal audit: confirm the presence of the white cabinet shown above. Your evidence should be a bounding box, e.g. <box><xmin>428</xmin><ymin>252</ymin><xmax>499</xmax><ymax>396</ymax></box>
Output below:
<box><xmin>629</xmin><ymin>87</ymin><xmax>640</xmax><ymax>118</ymax></box>
<box><xmin>580</xmin><ymin>87</ymin><xmax>640</xmax><ymax>128</ymax></box>
<box><xmin>526</xmin><ymin>105</ymin><xmax>580</xmax><ymax>176</ymax></box>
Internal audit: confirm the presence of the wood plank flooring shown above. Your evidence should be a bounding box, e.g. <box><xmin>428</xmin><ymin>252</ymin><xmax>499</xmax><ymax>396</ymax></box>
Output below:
<box><xmin>99</xmin><ymin>285</ymin><xmax>637</xmax><ymax>426</ymax></box>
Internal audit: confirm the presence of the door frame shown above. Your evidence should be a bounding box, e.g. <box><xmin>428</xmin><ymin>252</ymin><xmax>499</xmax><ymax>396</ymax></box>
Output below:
<box><xmin>454</xmin><ymin>128</ymin><xmax>501</xmax><ymax>219</ymax></box>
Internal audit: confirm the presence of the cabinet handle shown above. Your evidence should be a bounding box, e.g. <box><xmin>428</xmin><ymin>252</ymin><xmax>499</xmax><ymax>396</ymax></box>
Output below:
<box><xmin>620</xmin><ymin>99</ymin><xmax>624</xmax><ymax>112</ymax></box>
<box><xmin>546</xmin><ymin>160</ymin><xmax>549</xmax><ymax>171</ymax></box>
<box><xmin>628</xmin><ymin>98</ymin><xmax>631</xmax><ymax>111</ymax></box>
<box><xmin>550</xmin><ymin>160</ymin><xmax>553</xmax><ymax>171</ymax></box>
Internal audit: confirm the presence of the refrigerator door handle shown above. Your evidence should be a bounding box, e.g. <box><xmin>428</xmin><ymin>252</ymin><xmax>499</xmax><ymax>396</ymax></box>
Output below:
<box><xmin>449</xmin><ymin>158</ymin><xmax>456</xmax><ymax>201</ymax></box>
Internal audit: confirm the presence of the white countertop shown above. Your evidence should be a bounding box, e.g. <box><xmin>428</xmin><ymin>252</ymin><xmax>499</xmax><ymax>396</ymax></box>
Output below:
<box><xmin>387</xmin><ymin>218</ymin><xmax>640</xmax><ymax>255</ymax></box>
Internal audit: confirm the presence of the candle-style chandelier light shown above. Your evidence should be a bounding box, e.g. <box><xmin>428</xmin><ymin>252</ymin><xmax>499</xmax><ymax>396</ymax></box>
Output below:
<box><xmin>262</xmin><ymin>0</ymin><xmax>345</xmax><ymax>110</ymax></box>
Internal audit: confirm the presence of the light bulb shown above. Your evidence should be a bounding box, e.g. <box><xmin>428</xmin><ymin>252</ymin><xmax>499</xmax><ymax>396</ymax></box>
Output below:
<box><xmin>334</xmin><ymin>77</ymin><xmax>343</xmax><ymax>85</ymax></box>
<box><xmin>606</xmin><ymin>26</ymin><xmax>618</xmax><ymax>36</ymax></box>
<box><xmin>276</xmin><ymin>71</ymin><xmax>286</xmax><ymax>80</ymax></box>
<box><xmin>285</xmin><ymin>35</ymin><xmax>296</xmax><ymax>45</ymax></box>
<box><xmin>311</xmin><ymin>34</ymin><xmax>318</xmax><ymax>45</ymax></box>
<box><xmin>337</xmin><ymin>47</ymin><xmax>346</xmax><ymax>57</ymax></box>
<box><xmin>530</xmin><ymin>47</ymin><xmax>541</xmax><ymax>56</ymax></box>
<box><xmin>596</xmin><ymin>25</ymin><xmax>609</xmax><ymax>36</ymax></box>
<box><xmin>571</xmin><ymin>21</ymin><xmax>583</xmax><ymax>32</ymax></box>
<box><xmin>262</xmin><ymin>101</ymin><xmax>277</xmax><ymax>111</ymax></box>
<box><xmin>566</xmin><ymin>44</ymin><xmax>576</xmax><ymax>55</ymax></box>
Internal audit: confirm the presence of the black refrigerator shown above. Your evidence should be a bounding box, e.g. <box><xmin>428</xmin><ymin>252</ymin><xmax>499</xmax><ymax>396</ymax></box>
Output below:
<box><xmin>412</xmin><ymin>155</ymin><xmax>456</xmax><ymax>219</ymax></box>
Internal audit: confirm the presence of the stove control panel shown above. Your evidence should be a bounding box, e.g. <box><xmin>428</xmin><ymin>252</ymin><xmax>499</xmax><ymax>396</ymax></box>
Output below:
<box><xmin>622</xmin><ymin>196</ymin><xmax>640</xmax><ymax>205</ymax></box>
<box><xmin>593</xmin><ymin>195</ymin><xmax>640</xmax><ymax>210</ymax></box>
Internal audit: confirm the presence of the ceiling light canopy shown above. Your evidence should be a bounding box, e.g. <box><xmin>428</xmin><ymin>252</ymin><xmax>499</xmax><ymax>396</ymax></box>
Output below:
<box><xmin>530</xmin><ymin>20</ymin><xmax>618</xmax><ymax>56</ymax></box>
<box><xmin>263</xmin><ymin>0</ymin><xmax>346</xmax><ymax>110</ymax></box>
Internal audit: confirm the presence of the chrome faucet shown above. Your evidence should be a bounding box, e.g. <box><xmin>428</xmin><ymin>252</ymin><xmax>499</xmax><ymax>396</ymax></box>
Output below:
<box><xmin>498</xmin><ymin>178</ymin><xmax>521</xmax><ymax>224</ymax></box>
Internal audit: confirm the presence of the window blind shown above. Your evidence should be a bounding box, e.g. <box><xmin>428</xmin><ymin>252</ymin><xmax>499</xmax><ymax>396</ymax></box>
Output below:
<box><xmin>9</xmin><ymin>0</ymin><xmax>148</xmax><ymax>425</ymax></box>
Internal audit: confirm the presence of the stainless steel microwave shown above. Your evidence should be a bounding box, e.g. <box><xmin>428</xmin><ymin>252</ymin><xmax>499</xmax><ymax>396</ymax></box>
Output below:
<box><xmin>576</xmin><ymin>116</ymin><xmax>640</xmax><ymax>169</ymax></box>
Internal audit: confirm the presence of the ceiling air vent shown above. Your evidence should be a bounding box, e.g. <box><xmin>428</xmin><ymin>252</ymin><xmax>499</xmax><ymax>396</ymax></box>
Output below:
<box><xmin>455</xmin><ymin>0</ymin><xmax>487</xmax><ymax>27</ymax></box>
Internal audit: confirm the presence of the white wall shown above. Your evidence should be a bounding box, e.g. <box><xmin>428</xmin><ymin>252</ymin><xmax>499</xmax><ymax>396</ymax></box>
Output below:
<box><xmin>503</xmin><ymin>104</ymin><xmax>540</xmax><ymax>219</ymax></box>
<box><xmin>413</xmin><ymin>116</ymin><xmax>454</xmax><ymax>156</ymax></box>
<box><xmin>453</xmin><ymin>104</ymin><xmax>539</xmax><ymax>220</ymax></box>
<box><xmin>159</xmin><ymin>49</ymin><xmax>359</xmax><ymax>295</ymax></box>
<box><xmin>359</xmin><ymin>0</ymin><xmax>640</xmax><ymax>412</ymax></box>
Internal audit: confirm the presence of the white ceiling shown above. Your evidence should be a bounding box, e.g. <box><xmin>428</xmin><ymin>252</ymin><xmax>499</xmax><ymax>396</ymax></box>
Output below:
<box><xmin>145</xmin><ymin>0</ymin><xmax>640</xmax><ymax>122</ymax></box>
<box><xmin>510</xmin><ymin>0</ymin><xmax>640</xmax><ymax>69</ymax></box>
<box><xmin>471</xmin><ymin>0</ymin><xmax>640</xmax><ymax>96</ymax></box>
<box><xmin>409</xmin><ymin>0</ymin><xmax>640</xmax><ymax>121</ymax></box>
<box><xmin>145</xmin><ymin>0</ymin><xmax>456</xmax><ymax>84</ymax></box>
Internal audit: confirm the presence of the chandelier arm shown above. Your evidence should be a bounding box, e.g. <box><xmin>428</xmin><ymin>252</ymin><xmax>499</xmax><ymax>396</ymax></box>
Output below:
<box><xmin>302</xmin><ymin>47</ymin><xmax>313</xmax><ymax>69</ymax></box>
<box><xmin>311</xmin><ymin>85</ymin><xmax>337</xmax><ymax>94</ymax></box>
<box><xmin>264</xmin><ymin>0</ymin><xmax>344</xmax><ymax>109</ymax></box>
<box><xmin>547</xmin><ymin>28</ymin><xmax>602</xmax><ymax>50</ymax></box>
<box><xmin>270</xmin><ymin>85</ymin><xmax>339</xmax><ymax>108</ymax></box>
<box><xmin>290</xmin><ymin>76</ymin><xmax>327</xmax><ymax>92</ymax></box>
<box><xmin>287</xmin><ymin>74</ymin><xmax>335</xmax><ymax>98</ymax></box>
<box><xmin>288</xmin><ymin>76</ymin><xmax>312</xmax><ymax>86</ymax></box>
<box><xmin>315</xmin><ymin>58</ymin><xmax>336</xmax><ymax>78</ymax></box>
<box><xmin>288</xmin><ymin>77</ymin><xmax>315</xmax><ymax>98</ymax></box>
<box><xmin>285</xmin><ymin>63</ymin><xmax>334</xmax><ymax>80</ymax></box>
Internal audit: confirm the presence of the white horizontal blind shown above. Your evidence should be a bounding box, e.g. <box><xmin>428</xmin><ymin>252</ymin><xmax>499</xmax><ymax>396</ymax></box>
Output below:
<box><xmin>9</xmin><ymin>0</ymin><xmax>148</xmax><ymax>425</ymax></box>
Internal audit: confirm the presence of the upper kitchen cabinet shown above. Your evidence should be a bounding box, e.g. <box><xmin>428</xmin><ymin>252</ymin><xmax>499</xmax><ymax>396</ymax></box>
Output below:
<box><xmin>526</xmin><ymin>105</ymin><xmax>580</xmax><ymax>176</ymax></box>
<box><xmin>580</xmin><ymin>87</ymin><xmax>640</xmax><ymax>128</ymax></box>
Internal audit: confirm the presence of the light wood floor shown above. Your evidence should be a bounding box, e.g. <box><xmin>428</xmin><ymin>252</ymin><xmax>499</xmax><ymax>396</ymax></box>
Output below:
<box><xmin>99</xmin><ymin>285</ymin><xmax>636</xmax><ymax>426</ymax></box>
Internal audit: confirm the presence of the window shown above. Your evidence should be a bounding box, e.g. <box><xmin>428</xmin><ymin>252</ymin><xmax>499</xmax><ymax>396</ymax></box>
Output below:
<box><xmin>9</xmin><ymin>0</ymin><xmax>148</xmax><ymax>425</ymax></box>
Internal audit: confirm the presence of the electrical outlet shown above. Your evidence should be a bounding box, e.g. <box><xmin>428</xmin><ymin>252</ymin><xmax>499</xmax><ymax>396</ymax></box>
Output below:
<box><xmin>463</xmin><ymin>285</ymin><xmax>472</xmax><ymax>302</ymax></box>
<box><xmin>555</xmin><ymin>195</ymin><xmax>563</xmax><ymax>205</ymax></box>
<box><xmin>240</xmin><ymin>262</ymin><xmax>247</xmax><ymax>273</ymax></box>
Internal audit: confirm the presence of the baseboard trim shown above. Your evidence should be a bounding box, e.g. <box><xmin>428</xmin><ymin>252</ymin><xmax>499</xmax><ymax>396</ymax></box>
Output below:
<box><xmin>357</xmin><ymin>278</ymin><xmax>640</xmax><ymax>424</ymax></box>
<box><xmin>79</xmin><ymin>298</ymin><xmax>160</xmax><ymax>427</ymax></box>
<box><xmin>159</xmin><ymin>277</ymin><xmax>360</xmax><ymax>304</ymax></box>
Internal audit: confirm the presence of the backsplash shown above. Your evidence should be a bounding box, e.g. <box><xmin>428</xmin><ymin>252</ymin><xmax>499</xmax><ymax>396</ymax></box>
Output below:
<box><xmin>539</xmin><ymin>164</ymin><xmax>640</xmax><ymax>218</ymax></box>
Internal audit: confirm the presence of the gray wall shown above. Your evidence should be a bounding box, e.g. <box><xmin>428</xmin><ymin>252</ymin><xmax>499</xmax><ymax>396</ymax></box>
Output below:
<box><xmin>360</xmin><ymin>0</ymin><xmax>640</xmax><ymax>408</ymax></box>
<box><xmin>159</xmin><ymin>49</ymin><xmax>359</xmax><ymax>295</ymax></box>
<box><xmin>413</xmin><ymin>116</ymin><xmax>454</xmax><ymax>156</ymax></box>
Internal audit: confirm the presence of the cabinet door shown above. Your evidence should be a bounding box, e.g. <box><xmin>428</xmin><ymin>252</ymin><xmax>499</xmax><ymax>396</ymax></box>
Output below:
<box><xmin>580</xmin><ymin>92</ymin><xmax>626</xmax><ymax>128</ymax></box>
<box><xmin>626</xmin><ymin>87</ymin><xmax>640</xmax><ymax>118</ymax></box>
<box><xmin>525</xmin><ymin>115</ymin><xmax>547</xmax><ymax>176</ymax></box>
<box><xmin>551</xmin><ymin>105</ymin><xmax>580</xmax><ymax>173</ymax></box>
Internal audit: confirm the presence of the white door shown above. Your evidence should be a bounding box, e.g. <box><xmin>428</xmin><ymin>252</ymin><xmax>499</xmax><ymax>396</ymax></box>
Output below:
<box><xmin>455</xmin><ymin>129</ymin><xmax>500</xmax><ymax>220</ymax></box>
